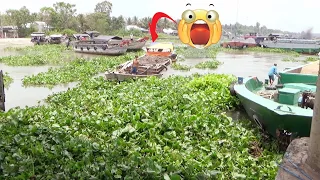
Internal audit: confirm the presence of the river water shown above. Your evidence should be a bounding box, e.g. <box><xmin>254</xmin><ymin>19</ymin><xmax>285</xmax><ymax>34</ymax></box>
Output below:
<box><xmin>0</xmin><ymin>42</ymin><xmax>311</xmax><ymax>110</ymax></box>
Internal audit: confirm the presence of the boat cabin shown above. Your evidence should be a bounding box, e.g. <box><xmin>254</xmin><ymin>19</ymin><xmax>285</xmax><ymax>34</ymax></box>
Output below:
<box><xmin>84</xmin><ymin>31</ymin><xmax>100</xmax><ymax>39</ymax></box>
<box><xmin>146</xmin><ymin>43</ymin><xmax>174</xmax><ymax>56</ymax></box>
<box><xmin>73</xmin><ymin>34</ymin><xmax>90</xmax><ymax>41</ymax></box>
<box><xmin>31</xmin><ymin>32</ymin><xmax>46</xmax><ymax>43</ymax></box>
<box><xmin>93</xmin><ymin>35</ymin><xmax>123</xmax><ymax>44</ymax></box>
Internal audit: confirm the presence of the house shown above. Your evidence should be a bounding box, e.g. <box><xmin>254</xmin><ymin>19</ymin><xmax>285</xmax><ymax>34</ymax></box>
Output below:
<box><xmin>126</xmin><ymin>25</ymin><xmax>149</xmax><ymax>33</ymax></box>
<box><xmin>0</xmin><ymin>26</ymin><xmax>18</xmax><ymax>38</ymax></box>
<box><xmin>26</xmin><ymin>21</ymin><xmax>53</xmax><ymax>32</ymax></box>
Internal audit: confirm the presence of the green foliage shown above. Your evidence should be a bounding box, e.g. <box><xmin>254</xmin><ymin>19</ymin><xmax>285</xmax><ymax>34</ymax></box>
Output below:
<box><xmin>282</xmin><ymin>56</ymin><xmax>299</xmax><ymax>62</ymax></box>
<box><xmin>171</xmin><ymin>63</ymin><xmax>191</xmax><ymax>71</ymax></box>
<box><xmin>304</xmin><ymin>56</ymin><xmax>319</xmax><ymax>62</ymax></box>
<box><xmin>3</xmin><ymin>72</ymin><xmax>13</xmax><ymax>88</ymax></box>
<box><xmin>176</xmin><ymin>46</ymin><xmax>219</xmax><ymax>59</ymax></box>
<box><xmin>221</xmin><ymin>47</ymin><xmax>301</xmax><ymax>56</ymax></box>
<box><xmin>61</xmin><ymin>29</ymin><xmax>77</xmax><ymax>36</ymax></box>
<box><xmin>1</xmin><ymin>45</ymin><xmax>71</xmax><ymax>66</ymax></box>
<box><xmin>195</xmin><ymin>60</ymin><xmax>222</xmax><ymax>69</ymax></box>
<box><xmin>0</xmin><ymin>74</ymin><xmax>281</xmax><ymax>179</ymax></box>
<box><xmin>22</xmin><ymin>53</ymin><xmax>142</xmax><ymax>86</ymax></box>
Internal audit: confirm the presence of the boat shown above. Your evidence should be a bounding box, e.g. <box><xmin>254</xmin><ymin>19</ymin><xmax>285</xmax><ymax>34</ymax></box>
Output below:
<box><xmin>120</xmin><ymin>37</ymin><xmax>149</xmax><ymax>51</ymax></box>
<box><xmin>105</xmin><ymin>42</ymin><xmax>177</xmax><ymax>81</ymax></box>
<box><xmin>83</xmin><ymin>30</ymin><xmax>148</xmax><ymax>50</ymax></box>
<box><xmin>30</xmin><ymin>32</ymin><xmax>47</xmax><ymax>45</ymax></box>
<box><xmin>72</xmin><ymin>33</ymin><xmax>91</xmax><ymax>41</ymax></box>
<box><xmin>48</xmin><ymin>34</ymin><xmax>64</xmax><ymax>44</ymax></box>
<box><xmin>221</xmin><ymin>37</ymin><xmax>257</xmax><ymax>49</ymax></box>
<box><xmin>231</xmin><ymin>61</ymin><xmax>319</xmax><ymax>141</ymax></box>
<box><xmin>260</xmin><ymin>37</ymin><xmax>320</xmax><ymax>54</ymax></box>
<box><xmin>72</xmin><ymin>35</ymin><xmax>128</xmax><ymax>55</ymax></box>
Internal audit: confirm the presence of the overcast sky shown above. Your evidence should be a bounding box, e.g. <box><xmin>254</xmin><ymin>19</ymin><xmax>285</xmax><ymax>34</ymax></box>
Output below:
<box><xmin>0</xmin><ymin>0</ymin><xmax>318</xmax><ymax>33</ymax></box>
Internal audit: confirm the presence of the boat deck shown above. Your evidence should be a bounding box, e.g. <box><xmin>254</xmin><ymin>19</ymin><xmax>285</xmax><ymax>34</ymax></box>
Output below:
<box><xmin>300</xmin><ymin>61</ymin><xmax>319</xmax><ymax>75</ymax></box>
<box><xmin>255</xmin><ymin>83</ymin><xmax>317</xmax><ymax>107</ymax></box>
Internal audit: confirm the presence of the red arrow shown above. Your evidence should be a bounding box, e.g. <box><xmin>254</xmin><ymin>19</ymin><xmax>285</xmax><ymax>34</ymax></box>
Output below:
<box><xmin>149</xmin><ymin>12</ymin><xmax>176</xmax><ymax>42</ymax></box>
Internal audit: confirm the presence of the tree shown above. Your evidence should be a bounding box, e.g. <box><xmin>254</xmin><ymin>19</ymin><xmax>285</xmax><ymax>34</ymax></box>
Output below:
<box><xmin>94</xmin><ymin>0</ymin><xmax>112</xmax><ymax>15</ymax></box>
<box><xmin>126</xmin><ymin>17</ymin><xmax>132</xmax><ymax>25</ymax></box>
<box><xmin>306</xmin><ymin>62</ymin><xmax>320</xmax><ymax>172</ymax></box>
<box><xmin>139</xmin><ymin>17</ymin><xmax>151</xmax><ymax>29</ymax></box>
<box><xmin>38</xmin><ymin>7</ymin><xmax>55</xmax><ymax>30</ymax></box>
<box><xmin>132</xmin><ymin>16</ymin><xmax>138</xmax><ymax>25</ymax></box>
<box><xmin>52</xmin><ymin>2</ymin><xmax>77</xmax><ymax>30</ymax></box>
<box><xmin>86</xmin><ymin>12</ymin><xmax>109</xmax><ymax>33</ymax></box>
<box><xmin>6</xmin><ymin>6</ymin><xmax>33</xmax><ymax>36</ymax></box>
<box><xmin>255</xmin><ymin>22</ymin><xmax>260</xmax><ymax>33</ymax></box>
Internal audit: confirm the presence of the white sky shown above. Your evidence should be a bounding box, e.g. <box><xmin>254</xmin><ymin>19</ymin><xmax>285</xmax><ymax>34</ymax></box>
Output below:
<box><xmin>0</xmin><ymin>0</ymin><xmax>318</xmax><ymax>33</ymax></box>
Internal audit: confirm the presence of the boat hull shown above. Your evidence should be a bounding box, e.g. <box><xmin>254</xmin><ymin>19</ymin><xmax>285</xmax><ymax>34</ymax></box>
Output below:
<box><xmin>261</xmin><ymin>41</ymin><xmax>320</xmax><ymax>54</ymax></box>
<box><xmin>234</xmin><ymin>77</ymin><xmax>313</xmax><ymax>138</ymax></box>
<box><xmin>73</xmin><ymin>44</ymin><xmax>127</xmax><ymax>55</ymax></box>
<box><xmin>105</xmin><ymin>72</ymin><xmax>162</xmax><ymax>81</ymax></box>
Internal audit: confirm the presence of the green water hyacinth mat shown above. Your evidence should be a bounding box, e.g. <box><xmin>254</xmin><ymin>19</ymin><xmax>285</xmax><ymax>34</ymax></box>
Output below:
<box><xmin>0</xmin><ymin>74</ymin><xmax>281</xmax><ymax>179</ymax></box>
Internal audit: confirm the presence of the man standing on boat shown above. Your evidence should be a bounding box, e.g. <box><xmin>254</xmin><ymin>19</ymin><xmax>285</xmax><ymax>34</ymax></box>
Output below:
<box><xmin>130</xmin><ymin>33</ymin><xmax>133</xmax><ymax>41</ymax></box>
<box><xmin>131</xmin><ymin>55</ymin><xmax>139</xmax><ymax>74</ymax></box>
<box><xmin>268</xmin><ymin>63</ymin><xmax>281</xmax><ymax>85</ymax></box>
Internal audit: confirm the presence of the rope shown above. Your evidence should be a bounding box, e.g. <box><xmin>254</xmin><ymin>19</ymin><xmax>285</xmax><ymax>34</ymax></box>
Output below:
<box><xmin>277</xmin><ymin>153</ymin><xmax>313</xmax><ymax>180</ymax></box>
<box><xmin>285</xmin><ymin>154</ymin><xmax>312</xmax><ymax>180</ymax></box>
<box><xmin>277</xmin><ymin>163</ymin><xmax>305</xmax><ymax>180</ymax></box>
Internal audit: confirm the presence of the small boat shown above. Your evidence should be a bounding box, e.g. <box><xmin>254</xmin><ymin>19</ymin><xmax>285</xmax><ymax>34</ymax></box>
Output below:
<box><xmin>105</xmin><ymin>42</ymin><xmax>176</xmax><ymax>81</ymax></box>
<box><xmin>30</xmin><ymin>32</ymin><xmax>47</xmax><ymax>45</ymax></box>
<box><xmin>260</xmin><ymin>37</ymin><xmax>320</xmax><ymax>54</ymax></box>
<box><xmin>221</xmin><ymin>37</ymin><xmax>257</xmax><ymax>49</ymax></box>
<box><xmin>231</xmin><ymin>61</ymin><xmax>319</xmax><ymax>141</ymax></box>
<box><xmin>48</xmin><ymin>34</ymin><xmax>64</xmax><ymax>44</ymax></box>
<box><xmin>72</xmin><ymin>35</ymin><xmax>128</xmax><ymax>55</ymax></box>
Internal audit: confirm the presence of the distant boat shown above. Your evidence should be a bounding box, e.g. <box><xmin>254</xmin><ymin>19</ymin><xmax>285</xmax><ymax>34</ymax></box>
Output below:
<box><xmin>221</xmin><ymin>38</ymin><xmax>257</xmax><ymax>49</ymax></box>
<box><xmin>260</xmin><ymin>38</ymin><xmax>320</xmax><ymax>54</ymax></box>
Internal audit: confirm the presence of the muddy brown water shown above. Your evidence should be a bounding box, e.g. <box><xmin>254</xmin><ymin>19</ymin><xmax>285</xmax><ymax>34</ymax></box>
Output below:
<box><xmin>0</xmin><ymin>43</ymin><xmax>311</xmax><ymax>110</ymax></box>
<box><xmin>162</xmin><ymin>51</ymin><xmax>307</xmax><ymax>81</ymax></box>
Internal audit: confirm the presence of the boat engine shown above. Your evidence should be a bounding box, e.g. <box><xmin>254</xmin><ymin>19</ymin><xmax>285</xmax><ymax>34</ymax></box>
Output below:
<box><xmin>229</xmin><ymin>81</ymin><xmax>237</xmax><ymax>96</ymax></box>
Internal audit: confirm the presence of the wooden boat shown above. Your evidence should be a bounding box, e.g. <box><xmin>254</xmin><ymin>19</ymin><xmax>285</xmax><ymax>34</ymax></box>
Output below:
<box><xmin>105</xmin><ymin>72</ymin><xmax>162</xmax><ymax>81</ymax></box>
<box><xmin>221</xmin><ymin>38</ymin><xmax>257</xmax><ymax>49</ymax></box>
<box><xmin>72</xmin><ymin>35</ymin><xmax>128</xmax><ymax>55</ymax></box>
<box><xmin>120</xmin><ymin>37</ymin><xmax>149</xmax><ymax>51</ymax></box>
<box><xmin>78</xmin><ymin>30</ymin><xmax>149</xmax><ymax>50</ymax></box>
<box><xmin>260</xmin><ymin>37</ymin><xmax>320</xmax><ymax>54</ymax></box>
<box><xmin>30</xmin><ymin>32</ymin><xmax>47</xmax><ymax>45</ymax></box>
<box><xmin>231</xmin><ymin>61</ymin><xmax>319</xmax><ymax>141</ymax></box>
<box><xmin>48</xmin><ymin>34</ymin><xmax>64</xmax><ymax>44</ymax></box>
<box><xmin>105</xmin><ymin>42</ymin><xmax>176</xmax><ymax>81</ymax></box>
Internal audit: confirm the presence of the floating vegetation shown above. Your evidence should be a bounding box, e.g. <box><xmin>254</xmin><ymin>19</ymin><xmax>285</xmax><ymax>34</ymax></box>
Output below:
<box><xmin>3</xmin><ymin>72</ymin><xmax>13</xmax><ymax>88</ymax></box>
<box><xmin>22</xmin><ymin>53</ymin><xmax>142</xmax><ymax>86</ymax></box>
<box><xmin>1</xmin><ymin>45</ymin><xmax>72</xmax><ymax>66</ymax></box>
<box><xmin>304</xmin><ymin>56</ymin><xmax>319</xmax><ymax>62</ymax></box>
<box><xmin>171</xmin><ymin>63</ymin><xmax>191</xmax><ymax>71</ymax></box>
<box><xmin>0</xmin><ymin>74</ymin><xmax>281</xmax><ymax>179</ymax></box>
<box><xmin>220</xmin><ymin>47</ymin><xmax>300</xmax><ymax>56</ymax></box>
<box><xmin>195</xmin><ymin>60</ymin><xmax>222</xmax><ymax>69</ymax></box>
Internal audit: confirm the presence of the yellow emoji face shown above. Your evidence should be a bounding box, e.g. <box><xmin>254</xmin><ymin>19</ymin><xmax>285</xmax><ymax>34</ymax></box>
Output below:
<box><xmin>178</xmin><ymin>7</ymin><xmax>222</xmax><ymax>48</ymax></box>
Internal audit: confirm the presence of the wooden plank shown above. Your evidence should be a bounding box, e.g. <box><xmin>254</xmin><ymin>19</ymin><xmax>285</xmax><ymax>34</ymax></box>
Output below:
<box><xmin>0</xmin><ymin>70</ymin><xmax>5</xmax><ymax>111</ymax></box>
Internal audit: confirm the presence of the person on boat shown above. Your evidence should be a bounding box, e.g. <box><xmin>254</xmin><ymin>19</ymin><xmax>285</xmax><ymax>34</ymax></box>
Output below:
<box><xmin>130</xmin><ymin>33</ymin><xmax>133</xmax><ymax>41</ymax></box>
<box><xmin>268</xmin><ymin>63</ymin><xmax>281</xmax><ymax>85</ymax></box>
<box><xmin>131</xmin><ymin>55</ymin><xmax>139</xmax><ymax>74</ymax></box>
